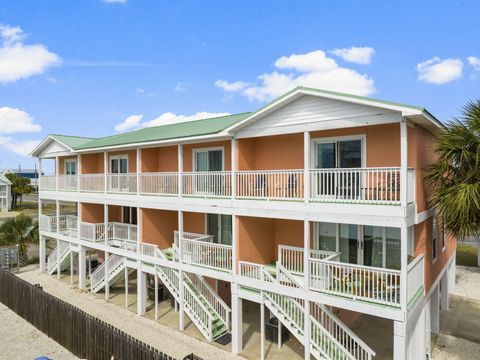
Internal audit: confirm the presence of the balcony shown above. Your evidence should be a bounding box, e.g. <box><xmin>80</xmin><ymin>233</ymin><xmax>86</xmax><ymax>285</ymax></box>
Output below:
<box><xmin>239</xmin><ymin>244</ymin><xmax>425</xmax><ymax>310</ymax></box>
<box><xmin>40</xmin><ymin>167</ymin><xmax>415</xmax><ymax>206</ymax></box>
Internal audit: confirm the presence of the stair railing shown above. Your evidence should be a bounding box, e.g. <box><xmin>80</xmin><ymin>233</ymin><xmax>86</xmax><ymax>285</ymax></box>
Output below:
<box><xmin>183</xmin><ymin>282</ymin><xmax>215</xmax><ymax>342</ymax></box>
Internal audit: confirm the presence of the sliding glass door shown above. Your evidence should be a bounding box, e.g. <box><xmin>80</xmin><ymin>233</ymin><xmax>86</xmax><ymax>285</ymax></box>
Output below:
<box><xmin>194</xmin><ymin>149</ymin><xmax>223</xmax><ymax>194</ymax></box>
<box><xmin>314</xmin><ymin>138</ymin><xmax>363</xmax><ymax>199</ymax></box>
<box><xmin>110</xmin><ymin>155</ymin><xmax>128</xmax><ymax>191</ymax></box>
<box><xmin>207</xmin><ymin>214</ymin><xmax>232</xmax><ymax>245</ymax></box>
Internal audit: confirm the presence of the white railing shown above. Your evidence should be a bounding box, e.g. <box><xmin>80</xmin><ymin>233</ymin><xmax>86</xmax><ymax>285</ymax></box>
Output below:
<box><xmin>79</xmin><ymin>174</ymin><xmax>105</xmax><ymax>192</ymax></box>
<box><xmin>139</xmin><ymin>242</ymin><xmax>158</xmax><ymax>258</ymax></box>
<box><xmin>182</xmin><ymin>171</ymin><xmax>232</xmax><ymax>198</ymax></box>
<box><xmin>310</xmin><ymin>167</ymin><xmax>403</xmax><ymax>205</ymax></box>
<box><xmin>39</xmin><ymin>214</ymin><xmax>55</xmax><ymax>232</ymax></box>
<box><xmin>310</xmin><ymin>316</ymin><xmax>355</xmax><ymax>360</ymax></box>
<box><xmin>185</xmin><ymin>272</ymin><xmax>231</xmax><ymax>330</ymax></box>
<box><xmin>107</xmin><ymin>173</ymin><xmax>137</xmax><ymax>193</ymax></box>
<box><xmin>173</xmin><ymin>231</ymin><xmax>213</xmax><ymax>260</ymax></box>
<box><xmin>111</xmin><ymin>222</ymin><xmax>137</xmax><ymax>242</ymax></box>
<box><xmin>236</xmin><ymin>170</ymin><xmax>304</xmax><ymax>201</ymax></box>
<box><xmin>180</xmin><ymin>238</ymin><xmax>232</xmax><ymax>272</ymax></box>
<box><xmin>309</xmin><ymin>258</ymin><xmax>402</xmax><ymax>307</ymax></box>
<box><xmin>407</xmin><ymin>255</ymin><xmax>424</xmax><ymax>307</ymax></box>
<box><xmin>80</xmin><ymin>222</ymin><xmax>109</xmax><ymax>243</ymax></box>
<box><xmin>278</xmin><ymin>244</ymin><xmax>339</xmax><ymax>274</ymax></box>
<box><xmin>39</xmin><ymin>176</ymin><xmax>56</xmax><ymax>190</ymax></box>
<box><xmin>47</xmin><ymin>241</ymin><xmax>70</xmax><ymax>272</ymax></box>
<box><xmin>277</xmin><ymin>263</ymin><xmax>303</xmax><ymax>288</ymax></box>
<box><xmin>65</xmin><ymin>215</ymin><xmax>78</xmax><ymax>232</ymax></box>
<box><xmin>239</xmin><ymin>261</ymin><xmax>265</xmax><ymax>281</ymax></box>
<box><xmin>58</xmin><ymin>175</ymin><xmax>78</xmax><ymax>191</ymax></box>
<box><xmin>139</xmin><ymin>172</ymin><xmax>178</xmax><ymax>196</ymax></box>
<box><xmin>311</xmin><ymin>303</ymin><xmax>375</xmax><ymax>360</ymax></box>
<box><xmin>90</xmin><ymin>254</ymin><xmax>125</xmax><ymax>291</ymax></box>
<box><xmin>183</xmin><ymin>282</ymin><xmax>215</xmax><ymax>342</ymax></box>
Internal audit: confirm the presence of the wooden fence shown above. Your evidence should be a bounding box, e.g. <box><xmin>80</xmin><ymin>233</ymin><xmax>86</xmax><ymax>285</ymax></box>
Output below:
<box><xmin>0</xmin><ymin>269</ymin><xmax>175</xmax><ymax>360</ymax></box>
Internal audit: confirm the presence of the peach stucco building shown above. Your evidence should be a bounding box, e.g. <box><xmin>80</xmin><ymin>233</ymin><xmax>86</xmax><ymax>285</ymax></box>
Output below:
<box><xmin>32</xmin><ymin>87</ymin><xmax>456</xmax><ymax>360</ymax></box>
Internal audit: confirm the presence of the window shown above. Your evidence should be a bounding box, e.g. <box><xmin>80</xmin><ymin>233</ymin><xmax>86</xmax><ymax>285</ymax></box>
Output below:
<box><xmin>432</xmin><ymin>212</ymin><xmax>438</xmax><ymax>263</ymax></box>
<box><xmin>207</xmin><ymin>214</ymin><xmax>232</xmax><ymax>245</ymax></box>
<box><xmin>64</xmin><ymin>159</ymin><xmax>77</xmax><ymax>175</ymax></box>
<box><xmin>110</xmin><ymin>155</ymin><xmax>128</xmax><ymax>174</ymax></box>
<box><xmin>194</xmin><ymin>149</ymin><xmax>223</xmax><ymax>172</ymax></box>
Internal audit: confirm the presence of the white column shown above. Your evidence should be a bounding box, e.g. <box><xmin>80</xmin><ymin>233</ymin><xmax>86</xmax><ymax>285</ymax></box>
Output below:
<box><xmin>137</xmin><ymin>268</ymin><xmax>147</xmax><ymax>315</ymax></box>
<box><xmin>440</xmin><ymin>272</ymin><xmax>449</xmax><ymax>310</ymax></box>
<box><xmin>231</xmin><ymin>137</ymin><xmax>237</xmax><ymax>200</ymax></box>
<box><xmin>304</xmin><ymin>220</ymin><xmax>310</xmax><ymax>287</ymax></box>
<box><xmin>56</xmin><ymin>200</ymin><xmax>60</xmax><ymax>279</ymax></box>
<box><xmin>136</xmin><ymin>148</ymin><xmax>141</xmax><ymax>195</ymax></box>
<box><xmin>178</xmin><ymin>144</ymin><xmax>183</xmax><ymax>197</ymax></box>
<box><xmin>431</xmin><ymin>284</ymin><xmax>440</xmax><ymax>333</ymax></box>
<box><xmin>70</xmin><ymin>251</ymin><xmax>74</xmax><ymax>285</ymax></box>
<box><xmin>231</xmin><ymin>284</ymin><xmax>243</xmax><ymax>355</ymax></box>
<box><xmin>104</xmin><ymin>151</ymin><xmax>108</xmax><ymax>193</ymax></box>
<box><xmin>77</xmin><ymin>154</ymin><xmax>81</xmax><ymax>192</ymax></box>
<box><xmin>260</xmin><ymin>301</ymin><xmax>265</xmax><ymax>360</ymax></box>
<box><xmin>232</xmin><ymin>215</ymin><xmax>238</xmax><ymax>275</ymax></box>
<box><xmin>55</xmin><ymin>156</ymin><xmax>59</xmax><ymax>191</ymax></box>
<box><xmin>124</xmin><ymin>261</ymin><xmax>129</xmax><ymax>308</ymax></box>
<box><xmin>425</xmin><ymin>298</ymin><xmax>432</xmax><ymax>356</ymax></box>
<box><xmin>178</xmin><ymin>210</ymin><xmax>185</xmax><ymax>330</ymax></box>
<box><xmin>393</xmin><ymin>320</ymin><xmax>407</xmax><ymax>360</ymax></box>
<box><xmin>400</xmin><ymin>118</ymin><xmax>408</xmax><ymax>207</ymax></box>
<box><xmin>304</xmin><ymin>300</ymin><xmax>311</xmax><ymax>360</ymax></box>
<box><xmin>39</xmin><ymin>235</ymin><xmax>46</xmax><ymax>272</ymax></box>
<box><xmin>104</xmin><ymin>204</ymin><xmax>109</xmax><ymax>300</ymax></box>
<box><xmin>400</xmin><ymin>224</ymin><xmax>408</xmax><ymax>312</ymax></box>
<box><xmin>304</xmin><ymin>131</ymin><xmax>310</xmax><ymax>203</ymax></box>
<box><xmin>154</xmin><ymin>267</ymin><xmax>159</xmax><ymax>320</ymax></box>
<box><xmin>448</xmin><ymin>254</ymin><xmax>456</xmax><ymax>294</ymax></box>
<box><xmin>78</xmin><ymin>245</ymin><xmax>86</xmax><ymax>289</ymax></box>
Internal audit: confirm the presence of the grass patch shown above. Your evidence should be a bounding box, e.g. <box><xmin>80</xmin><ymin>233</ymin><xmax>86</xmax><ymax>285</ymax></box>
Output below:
<box><xmin>456</xmin><ymin>243</ymin><xmax>478</xmax><ymax>267</ymax></box>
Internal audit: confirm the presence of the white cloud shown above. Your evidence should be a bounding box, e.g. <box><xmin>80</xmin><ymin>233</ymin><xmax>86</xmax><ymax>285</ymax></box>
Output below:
<box><xmin>215</xmin><ymin>50</ymin><xmax>375</xmax><ymax>101</ymax></box>
<box><xmin>0</xmin><ymin>24</ymin><xmax>61</xmax><ymax>83</ymax></box>
<box><xmin>102</xmin><ymin>0</ymin><xmax>127</xmax><ymax>3</ymax></box>
<box><xmin>330</xmin><ymin>47</ymin><xmax>375</xmax><ymax>65</ymax></box>
<box><xmin>0</xmin><ymin>107</ymin><xmax>41</xmax><ymax>134</ymax></box>
<box><xmin>114</xmin><ymin>114</ymin><xmax>143</xmax><ymax>132</ymax></box>
<box><xmin>174</xmin><ymin>82</ymin><xmax>190</xmax><ymax>92</ymax></box>
<box><xmin>468</xmin><ymin>56</ymin><xmax>480</xmax><ymax>72</ymax></box>
<box><xmin>0</xmin><ymin>136</ymin><xmax>40</xmax><ymax>156</ymax></box>
<box><xmin>114</xmin><ymin>111</ymin><xmax>230</xmax><ymax>132</ymax></box>
<box><xmin>416</xmin><ymin>57</ymin><xmax>463</xmax><ymax>84</ymax></box>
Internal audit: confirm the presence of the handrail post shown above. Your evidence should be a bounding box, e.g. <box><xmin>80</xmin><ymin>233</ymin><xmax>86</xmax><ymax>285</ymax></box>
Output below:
<box><xmin>400</xmin><ymin>118</ymin><xmax>408</xmax><ymax>207</ymax></box>
<box><xmin>178</xmin><ymin>144</ymin><xmax>183</xmax><ymax>198</ymax></box>
<box><xmin>304</xmin><ymin>131</ymin><xmax>310</xmax><ymax>203</ymax></box>
<box><xmin>136</xmin><ymin>148</ymin><xmax>141</xmax><ymax>195</ymax></box>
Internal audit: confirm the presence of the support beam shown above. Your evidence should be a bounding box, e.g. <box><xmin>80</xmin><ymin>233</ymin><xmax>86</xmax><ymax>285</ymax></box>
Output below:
<box><xmin>124</xmin><ymin>262</ymin><xmax>129</xmax><ymax>309</ymax></box>
<box><xmin>55</xmin><ymin>156</ymin><xmax>59</xmax><ymax>191</ymax></box>
<box><xmin>393</xmin><ymin>320</ymin><xmax>407</xmax><ymax>360</ymax></box>
<box><xmin>231</xmin><ymin>137</ymin><xmax>237</xmax><ymax>200</ymax></box>
<box><xmin>103</xmin><ymin>151</ymin><xmax>108</xmax><ymax>193</ymax></box>
<box><xmin>154</xmin><ymin>269</ymin><xmax>159</xmax><ymax>320</ymax></box>
<box><xmin>232</xmin><ymin>215</ymin><xmax>238</xmax><ymax>275</ymax></box>
<box><xmin>178</xmin><ymin>210</ymin><xmax>185</xmax><ymax>330</ymax></box>
<box><xmin>136</xmin><ymin>148</ymin><xmax>141</xmax><ymax>195</ymax></box>
<box><xmin>231</xmin><ymin>284</ymin><xmax>243</xmax><ymax>355</ymax></box>
<box><xmin>70</xmin><ymin>251</ymin><xmax>74</xmax><ymax>285</ymax></box>
<box><xmin>104</xmin><ymin>252</ymin><xmax>110</xmax><ymax>301</ymax></box>
<box><xmin>137</xmin><ymin>269</ymin><xmax>147</xmax><ymax>315</ymax></box>
<box><xmin>400</xmin><ymin>224</ymin><xmax>408</xmax><ymax>312</ymax></box>
<box><xmin>304</xmin><ymin>220</ymin><xmax>310</xmax><ymax>287</ymax></box>
<box><xmin>178</xmin><ymin>144</ymin><xmax>183</xmax><ymax>198</ymax></box>
<box><xmin>56</xmin><ymin>200</ymin><xmax>60</xmax><ymax>279</ymax></box>
<box><xmin>39</xmin><ymin>235</ymin><xmax>46</xmax><ymax>272</ymax></box>
<box><xmin>440</xmin><ymin>271</ymin><xmax>449</xmax><ymax>310</ymax></box>
<box><xmin>304</xmin><ymin>300</ymin><xmax>311</xmax><ymax>360</ymax></box>
<box><xmin>260</xmin><ymin>301</ymin><xmax>265</xmax><ymax>360</ymax></box>
<box><xmin>78</xmin><ymin>245</ymin><xmax>86</xmax><ymax>289</ymax></box>
<box><xmin>431</xmin><ymin>284</ymin><xmax>440</xmax><ymax>333</ymax></box>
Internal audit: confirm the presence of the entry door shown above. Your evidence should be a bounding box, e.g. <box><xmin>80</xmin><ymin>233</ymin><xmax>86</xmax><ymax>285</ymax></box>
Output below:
<box><xmin>110</xmin><ymin>156</ymin><xmax>128</xmax><ymax>190</ymax></box>
<box><xmin>195</xmin><ymin>149</ymin><xmax>223</xmax><ymax>193</ymax></box>
<box><xmin>207</xmin><ymin>214</ymin><xmax>232</xmax><ymax>245</ymax></box>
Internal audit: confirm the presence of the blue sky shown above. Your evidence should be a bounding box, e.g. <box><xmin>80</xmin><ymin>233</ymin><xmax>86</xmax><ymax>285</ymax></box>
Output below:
<box><xmin>0</xmin><ymin>0</ymin><xmax>479</xmax><ymax>169</ymax></box>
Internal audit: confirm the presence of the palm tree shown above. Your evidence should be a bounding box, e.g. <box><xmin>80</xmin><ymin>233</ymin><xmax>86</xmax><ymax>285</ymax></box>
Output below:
<box><xmin>0</xmin><ymin>213</ymin><xmax>38</xmax><ymax>265</ymax></box>
<box><xmin>425</xmin><ymin>100</ymin><xmax>480</xmax><ymax>241</ymax></box>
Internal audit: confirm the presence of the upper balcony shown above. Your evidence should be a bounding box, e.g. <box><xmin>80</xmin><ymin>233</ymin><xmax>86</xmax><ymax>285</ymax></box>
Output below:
<box><xmin>39</xmin><ymin>167</ymin><xmax>415</xmax><ymax>206</ymax></box>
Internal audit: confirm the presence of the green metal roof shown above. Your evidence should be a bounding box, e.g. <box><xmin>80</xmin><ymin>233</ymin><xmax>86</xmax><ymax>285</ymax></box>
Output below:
<box><xmin>0</xmin><ymin>173</ymin><xmax>12</xmax><ymax>185</ymax></box>
<box><xmin>74</xmin><ymin>112</ymin><xmax>251</xmax><ymax>150</ymax></box>
<box><xmin>50</xmin><ymin>134</ymin><xmax>95</xmax><ymax>149</ymax></box>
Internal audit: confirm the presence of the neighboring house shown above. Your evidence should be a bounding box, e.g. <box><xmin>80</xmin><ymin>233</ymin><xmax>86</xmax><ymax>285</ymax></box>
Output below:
<box><xmin>31</xmin><ymin>87</ymin><xmax>456</xmax><ymax>360</ymax></box>
<box><xmin>1</xmin><ymin>168</ymin><xmax>40</xmax><ymax>189</ymax></box>
<box><xmin>0</xmin><ymin>174</ymin><xmax>11</xmax><ymax>212</ymax></box>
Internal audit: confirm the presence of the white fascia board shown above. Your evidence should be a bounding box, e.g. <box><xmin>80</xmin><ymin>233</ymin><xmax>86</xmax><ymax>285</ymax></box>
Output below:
<box><xmin>30</xmin><ymin>135</ymin><xmax>74</xmax><ymax>158</ymax></box>
<box><xmin>75</xmin><ymin>133</ymin><xmax>232</xmax><ymax>154</ymax></box>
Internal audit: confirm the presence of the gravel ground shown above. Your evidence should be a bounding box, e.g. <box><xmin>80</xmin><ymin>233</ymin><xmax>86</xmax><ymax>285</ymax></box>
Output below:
<box><xmin>432</xmin><ymin>265</ymin><xmax>480</xmax><ymax>359</ymax></box>
<box><xmin>17</xmin><ymin>265</ymin><xmax>241</xmax><ymax>360</ymax></box>
<box><xmin>0</xmin><ymin>302</ymin><xmax>77</xmax><ymax>360</ymax></box>
<box><xmin>453</xmin><ymin>266</ymin><xmax>480</xmax><ymax>299</ymax></box>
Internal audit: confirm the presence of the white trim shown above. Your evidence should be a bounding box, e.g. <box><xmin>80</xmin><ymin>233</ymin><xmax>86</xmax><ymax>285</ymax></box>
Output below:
<box><xmin>415</xmin><ymin>208</ymin><xmax>434</xmax><ymax>224</ymax></box>
<box><xmin>192</xmin><ymin>146</ymin><xmax>225</xmax><ymax>172</ymax></box>
<box><xmin>64</xmin><ymin>158</ymin><xmax>77</xmax><ymax>175</ymax></box>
